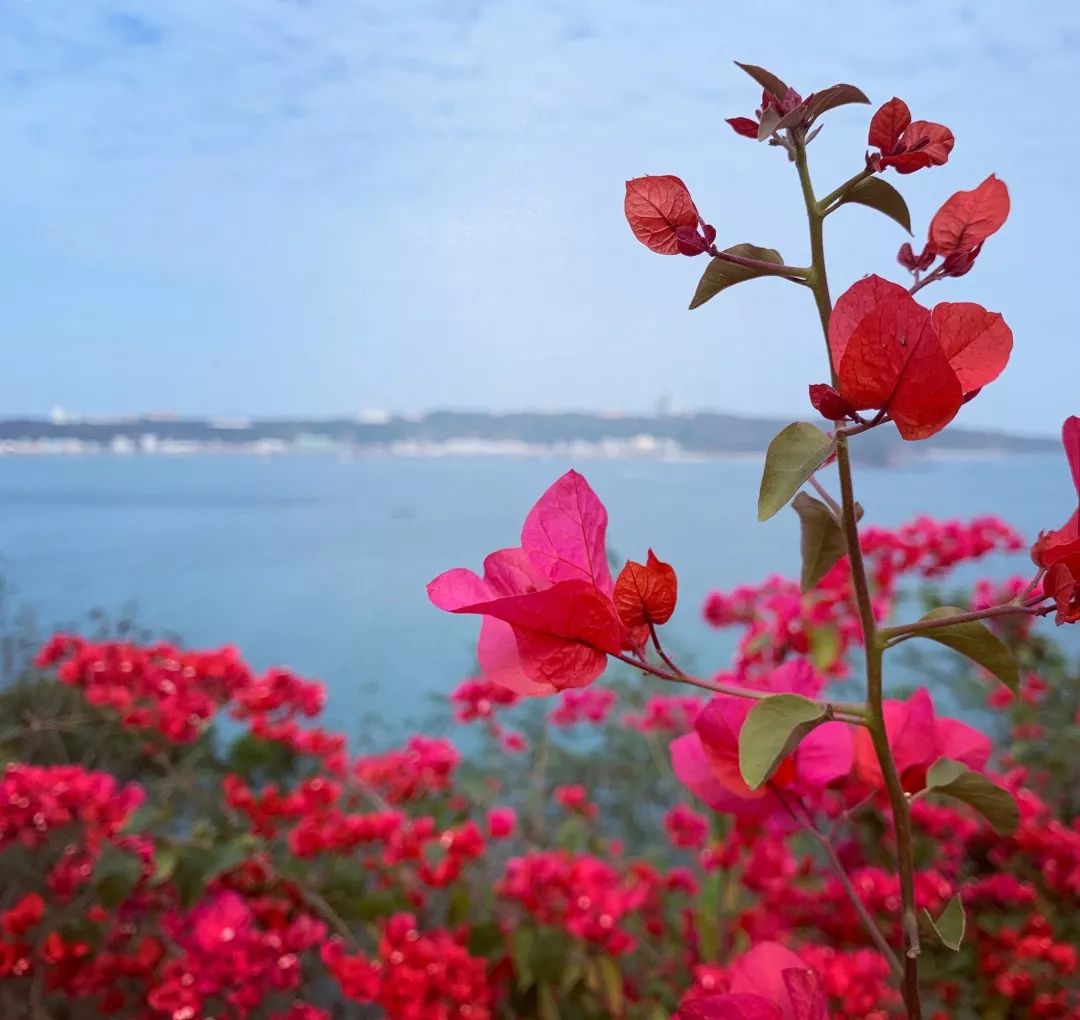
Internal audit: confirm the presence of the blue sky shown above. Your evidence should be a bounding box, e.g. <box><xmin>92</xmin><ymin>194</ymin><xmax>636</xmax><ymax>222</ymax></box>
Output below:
<box><xmin>0</xmin><ymin>1</ymin><xmax>1076</xmax><ymax>432</ymax></box>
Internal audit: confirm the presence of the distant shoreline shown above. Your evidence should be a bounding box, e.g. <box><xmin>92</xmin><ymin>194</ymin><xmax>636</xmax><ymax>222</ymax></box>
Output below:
<box><xmin>0</xmin><ymin>439</ymin><xmax>1046</xmax><ymax>465</ymax></box>
<box><xmin>0</xmin><ymin>410</ymin><xmax>1056</xmax><ymax>465</ymax></box>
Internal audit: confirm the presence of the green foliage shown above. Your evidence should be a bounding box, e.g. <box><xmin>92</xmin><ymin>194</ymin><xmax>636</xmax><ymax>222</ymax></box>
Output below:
<box><xmin>738</xmin><ymin>693</ymin><xmax>827</xmax><ymax>789</ymax></box>
<box><xmin>832</xmin><ymin>177</ymin><xmax>912</xmax><ymax>233</ymax></box>
<box><xmin>689</xmin><ymin>244</ymin><xmax>786</xmax><ymax>309</ymax></box>
<box><xmin>908</xmin><ymin>606</ymin><xmax>1020</xmax><ymax>694</ymax></box>
<box><xmin>792</xmin><ymin>491</ymin><xmax>850</xmax><ymax>591</ymax></box>
<box><xmin>924</xmin><ymin>758</ymin><xmax>1019</xmax><ymax>836</ymax></box>
<box><xmin>757</xmin><ymin>423</ymin><xmax>834</xmax><ymax>521</ymax></box>
<box><xmin>923</xmin><ymin>894</ymin><xmax>965</xmax><ymax>951</ymax></box>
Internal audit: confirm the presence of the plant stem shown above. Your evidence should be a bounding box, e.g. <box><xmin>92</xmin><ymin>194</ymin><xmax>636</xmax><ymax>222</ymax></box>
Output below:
<box><xmin>612</xmin><ymin>651</ymin><xmax>866</xmax><ymax>723</ymax></box>
<box><xmin>881</xmin><ymin>599</ymin><xmax>1050</xmax><ymax>645</ymax></box>
<box><xmin>794</xmin><ymin>136</ymin><xmax>923</xmax><ymax>1019</ymax></box>
<box><xmin>809</xmin><ymin>475</ymin><xmax>842</xmax><ymax>519</ymax></box>
<box><xmin>818</xmin><ymin>165</ymin><xmax>874</xmax><ymax>213</ymax></box>
<box><xmin>648</xmin><ymin>620</ymin><xmax>687</xmax><ymax>678</ymax></box>
<box><xmin>710</xmin><ymin>248</ymin><xmax>811</xmax><ymax>278</ymax></box>
<box><xmin>773</xmin><ymin>789</ymin><xmax>901</xmax><ymax>975</ymax></box>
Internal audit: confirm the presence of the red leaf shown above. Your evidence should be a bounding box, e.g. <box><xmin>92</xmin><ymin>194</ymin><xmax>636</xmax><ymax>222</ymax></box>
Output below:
<box><xmin>624</xmin><ymin>175</ymin><xmax>701</xmax><ymax>255</ymax></box>
<box><xmin>868</xmin><ymin>96</ymin><xmax>910</xmax><ymax>150</ymax></box>
<box><xmin>880</xmin><ymin>121</ymin><xmax>954</xmax><ymax>174</ymax></box>
<box><xmin>931</xmin><ymin>302</ymin><xmax>1013</xmax><ymax>394</ymax></box>
<box><xmin>828</xmin><ymin>274</ymin><xmax>909</xmax><ymax>367</ymax></box>
<box><xmin>929</xmin><ymin>175</ymin><xmax>1010</xmax><ymax>253</ymax></box>
<box><xmin>614</xmin><ymin>549</ymin><xmax>678</xmax><ymax>628</ymax></box>
<box><xmin>837</xmin><ymin>293</ymin><xmax>962</xmax><ymax>440</ymax></box>
<box><xmin>1064</xmin><ymin>416</ymin><xmax>1080</xmax><ymax>498</ymax></box>
<box><xmin>808</xmin><ymin>383</ymin><xmax>856</xmax><ymax>421</ymax></box>
<box><xmin>726</xmin><ymin>116</ymin><xmax>760</xmax><ymax>139</ymax></box>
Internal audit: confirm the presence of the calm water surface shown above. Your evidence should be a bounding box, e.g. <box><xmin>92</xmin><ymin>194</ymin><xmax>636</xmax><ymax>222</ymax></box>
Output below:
<box><xmin>0</xmin><ymin>454</ymin><xmax>1067</xmax><ymax>735</ymax></box>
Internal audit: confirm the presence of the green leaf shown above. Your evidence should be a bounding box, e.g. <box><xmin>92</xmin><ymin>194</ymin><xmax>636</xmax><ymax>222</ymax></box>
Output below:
<box><xmin>514</xmin><ymin>926</ymin><xmax>572</xmax><ymax>993</ymax></box>
<box><xmin>119</xmin><ymin>805</ymin><xmax>164</xmax><ymax>835</ymax></box>
<box><xmin>467</xmin><ymin>921</ymin><xmax>504</xmax><ymax>958</ymax></box>
<box><xmin>151</xmin><ymin>843</ymin><xmax>180</xmax><ymax>884</ymax></box>
<box><xmin>512</xmin><ymin>928</ymin><xmax>535</xmax><ymax>991</ymax></box>
<box><xmin>835</xmin><ymin>177</ymin><xmax>912</xmax><ymax>234</ymax></box>
<box><xmin>757</xmin><ymin>423</ymin><xmax>834</xmax><ymax>521</ymax></box>
<box><xmin>912</xmin><ymin>606</ymin><xmax>1020</xmax><ymax>694</ymax></box>
<box><xmin>739</xmin><ymin>693</ymin><xmax>828</xmax><ymax>790</ymax></box>
<box><xmin>808</xmin><ymin>624</ymin><xmax>840</xmax><ymax>672</ymax></box>
<box><xmin>792</xmin><ymin>494</ymin><xmax>863</xmax><ymax>591</ymax></box>
<box><xmin>592</xmin><ymin>957</ymin><xmax>624</xmax><ymax>1015</ymax></box>
<box><xmin>792</xmin><ymin>492</ymin><xmax>845</xmax><ymax>591</ymax></box>
<box><xmin>93</xmin><ymin>844</ymin><xmax>143</xmax><ymax>907</ymax></box>
<box><xmin>734</xmin><ymin>61</ymin><xmax>790</xmax><ymax>101</ymax></box>
<box><xmin>537</xmin><ymin>983</ymin><xmax>560</xmax><ymax>1020</ymax></box>
<box><xmin>925</xmin><ymin>758</ymin><xmax>1020</xmax><ymax>835</ymax></box>
<box><xmin>923</xmin><ymin>894</ymin><xmax>965</xmax><ymax>951</ymax></box>
<box><xmin>689</xmin><ymin>244</ymin><xmax>785</xmax><ymax>310</ymax></box>
<box><xmin>804</xmin><ymin>83</ymin><xmax>870</xmax><ymax>121</ymax></box>
<box><xmin>170</xmin><ymin>837</ymin><xmax>258</xmax><ymax>907</ymax></box>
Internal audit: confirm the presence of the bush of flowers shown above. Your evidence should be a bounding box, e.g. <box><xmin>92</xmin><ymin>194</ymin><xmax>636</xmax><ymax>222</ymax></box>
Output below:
<box><xmin>3</xmin><ymin>63</ymin><xmax>1080</xmax><ymax>1019</ymax></box>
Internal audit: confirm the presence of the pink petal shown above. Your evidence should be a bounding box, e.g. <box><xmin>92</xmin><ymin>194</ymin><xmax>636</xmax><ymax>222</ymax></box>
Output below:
<box><xmin>483</xmin><ymin>547</ymin><xmax>546</xmax><ymax>596</ymax></box>
<box><xmin>478</xmin><ymin>617</ymin><xmax>553</xmax><ymax>696</ymax></box>
<box><xmin>762</xmin><ymin>659</ymin><xmax>823</xmax><ymax>698</ymax></box>
<box><xmin>435</xmin><ymin>579</ymin><xmax>625</xmax><ymax>655</ymax></box>
<box><xmin>782</xmin><ymin>968</ymin><xmax>829</xmax><ymax>1020</ymax></box>
<box><xmin>795</xmin><ymin>721</ymin><xmax>854</xmax><ymax>788</ymax></box>
<box><xmin>887</xmin><ymin>688</ymin><xmax>939</xmax><ymax>776</ymax></box>
<box><xmin>670</xmin><ymin>733</ymin><xmax>732</xmax><ymax>811</ymax></box>
<box><xmin>936</xmin><ymin>717</ymin><xmax>991</xmax><ymax>771</ymax></box>
<box><xmin>427</xmin><ymin>568</ymin><xmax>492</xmax><ymax>611</ymax></box>
<box><xmin>521</xmin><ymin>470</ymin><xmax>614</xmax><ymax>593</ymax></box>
<box><xmin>730</xmin><ymin>942</ymin><xmax>810</xmax><ymax>1020</ymax></box>
<box><xmin>695</xmin><ymin>696</ymin><xmax>760</xmax><ymax>800</ymax></box>
<box><xmin>677</xmin><ymin>995</ymin><xmax>784</xmax><ymax>1020</ymax></box>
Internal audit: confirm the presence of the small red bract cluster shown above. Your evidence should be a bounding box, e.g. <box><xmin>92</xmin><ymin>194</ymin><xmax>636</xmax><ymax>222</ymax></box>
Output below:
<box><xmin>867</xmin><ymin>97</ymin><xmax>954</xmax><ymax>174</ymax></box>
<box><xmin>702</xmin><ymin>515</ymin><xmax>1023</xmax><ymax>680</ymax></box>
<box><xmin>320</xmin><ymin>914</ymin><xmax>492</xmax><ymax>1020</ymax></box>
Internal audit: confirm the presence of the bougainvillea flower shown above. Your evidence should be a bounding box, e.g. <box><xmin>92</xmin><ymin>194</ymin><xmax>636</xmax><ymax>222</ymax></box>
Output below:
<box><xmin>824</xmin><ymin>275</ymin><xmax>1012</xmax><ymax>439</ymax></box>
<box><xmin>671</xmin><ymin>678</ymin><xmax>852</xmax><ymax>817</ymax></box>
<box><xmin>614</xmin><ymin>550</ymin><xmax>678</xmax><ymax>628</ymax></box>
<box><xmin>808</xmin><ymin>383</ymin><xmax>856</xmax><ymax>422</ymax></box>
<box><xmin>929</xmin><ymin>175</ymin><xmax>1010</xmax><ymax>256</ymax></box>
<box><xmin>727</xmin><ymin>86</ymin><xmax>807</xmax><ymax>140</ymax></box>
<box><xmin>625</xmin><ymin>176</ymin><xmax>715</xmax><ymax>256</ymax></box>
<box><xmin>868</xmin><ymin>97</ymin><xmax>954</xmax><ymax>174</ymax></box>
<box><xmin>675</xmin><ymin>995</ymin><xmax>783</xmax><ymax>1020</ymax></box>
<box><xmin>676</xmin><ymin>942</ymin><xmax>828</xmax><ymax>1019</ymax></box>
<box><xmin>1032</xmin><ymin>417</ymin><xmax>1080</xmax><ymax>623</ymax></box>
<box><xmin>731</xmin><ymin>942</ymin><xmax>829</xmax><ymax>1020</ymax></box>
<box><xmin>854</xmin><ymin>687</ymin><xmax>990</xmax><ymax>792</ymax></box>
<box><xmin>429</xmin><ymin>471</ymin><xmax>635</xmax><ymax>694</ymax></box>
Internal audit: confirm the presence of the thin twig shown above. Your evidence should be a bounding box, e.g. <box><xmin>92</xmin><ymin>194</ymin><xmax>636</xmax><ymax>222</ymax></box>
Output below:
<box><xmin>773</xmin><ymin>789</ymin><xmax>902</xmax><ymax>975</ymax></box>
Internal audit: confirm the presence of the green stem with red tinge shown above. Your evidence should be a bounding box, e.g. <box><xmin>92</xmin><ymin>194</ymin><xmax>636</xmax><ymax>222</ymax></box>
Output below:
<box><xmin>793</xmin><ymin>135</ymin><xmax>924</xmax><ymax>1020</ymax></box>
